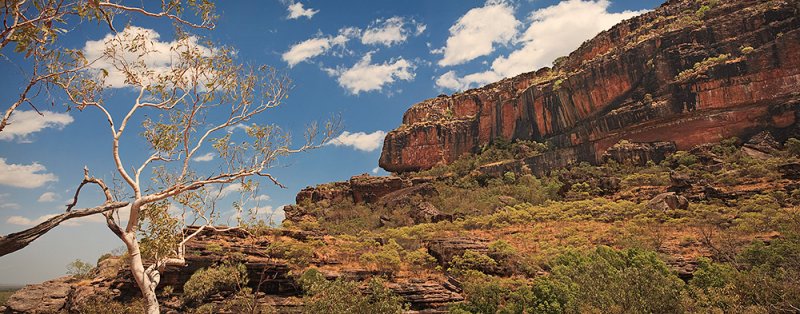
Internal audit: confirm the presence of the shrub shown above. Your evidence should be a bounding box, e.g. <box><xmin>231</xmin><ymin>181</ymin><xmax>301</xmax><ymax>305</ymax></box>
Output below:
<box><xmin>268</xmin><ymin>240</ymin><xmax>317</xmax><ymax>268</ymax></box>
<box><xmin>299</xmin><ymin>269</ymin><xmax>406</xmax><ymax>314</ymax></box>
<box><xmin>66</xmin><ymin>259</ymin><xmax>94</xmax><ymax>279</ymax></box>
<box><xmin>405</xmin><ymin>248</ymin><xmax>437</xmax><ymax>270</ymax></box>
<box><xmin>360</xmin><ymin>239</ymin><xmax>403</xmax><ymax>274</ymax></box>
<box><xmin>550</xmin><ymin>246</ymin><xmax>684</xmax><ymax>313</ymax></box>
<box><xmin>450</xmin><ymin>271</ymin><xmax>572</xmax><ymax>314</ymax></box>
<box><xmin>449</xmin><ymin>250</ymin><xmax>498</xmax><ymax>275</ymax></box>
<box><xmin>787</xmin><ymin>138</ymin><xmax>800</xmax><ymax>156</ymax></box>
<box><xmin>183</xmin><ymin>263</ymin><xmax>248</xmax><ymax>305</ymax></box>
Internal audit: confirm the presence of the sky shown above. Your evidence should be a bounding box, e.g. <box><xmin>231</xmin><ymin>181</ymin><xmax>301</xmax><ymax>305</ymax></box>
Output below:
<box><xmin>0</xmin><ymin>0</ymin><xmax>661</xmax><ymax>284</ymax></box>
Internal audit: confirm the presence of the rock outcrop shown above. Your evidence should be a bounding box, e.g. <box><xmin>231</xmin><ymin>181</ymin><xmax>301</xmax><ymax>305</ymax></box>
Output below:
<box><xmin>380</xmin><ymin>0</ymin><xmax>800</xmax><ymax>173</ymax></box>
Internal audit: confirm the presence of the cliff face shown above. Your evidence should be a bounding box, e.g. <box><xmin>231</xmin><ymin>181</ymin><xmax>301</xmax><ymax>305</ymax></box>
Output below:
<box><xmin>380</xmin><ymin>0</ymin><xmax>800</xmax><ymax>173</ymax></box>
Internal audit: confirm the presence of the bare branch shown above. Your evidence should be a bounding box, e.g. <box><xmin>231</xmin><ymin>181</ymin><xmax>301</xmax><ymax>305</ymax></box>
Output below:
<box><xmin>0</xmin><ymin>201</ymin><xmax>129</xmax><ymax>257</ymax></box>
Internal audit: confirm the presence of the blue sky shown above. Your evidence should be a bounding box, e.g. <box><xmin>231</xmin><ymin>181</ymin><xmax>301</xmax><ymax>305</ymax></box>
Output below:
<box><xmin>0</xmin><ymin>0</ymin><xmax>661</xmax><ymax>284</ymax></box>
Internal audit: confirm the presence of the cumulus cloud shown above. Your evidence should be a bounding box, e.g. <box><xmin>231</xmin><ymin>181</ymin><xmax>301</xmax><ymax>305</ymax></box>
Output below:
<box><xmin>214</xmin><ymin>183</ymin><xmax>243</xmax><ymax>198</ymax></box>
<box><xmin>372</xmin><ymin>167</ymin><xmax>381</xmax><ymax>174</ymax></box>
<box><xmin>37</xmin><ymin>192</ymin><xmax>58</xmax><ymax>202</ymax></box>
<box><xmin>253</xmin><ymin>194</ymin><xmax>271</xmax><ymax>202</ymax></box>
<box><xmin>0</xmin><ymin>110</ymin><xmax>73</xmax><ymax>142</ymax></box>
<box><xmin>327</xmin><ymin>130</ymin><xmax>386</xmax><ymax>152</ymax></box>
<box><xmin>7</xmin><ymin>214</ymin><xmax>61</xmax><ymax>226</ymax></box>
<box><xmin>326</xmin><ymin>52</ymin><xmax>414</xmax><ymax>94</ymax></box>
<box><xmin>361</xmin><ymin>17</ymin><xmax>426</xmax><ymax>47</ymax></box>
<box><xmin>287</xmin><ymin>2</ymin><xmax>318</xmax><ymax>19</ymax></box>
<box><xmin>437</xmin><ymin>0</ymin><xmax>520</xmax><ymax>67</ymax></box>
<box><xmin>437</xmin><ymin>0</ymin><xmax>647</xmax><ymax>91</ymax></box>
<box><xmin>83</xmin><ymin>26</ymin><xmax>213</xmax><ymax>88</ymax></box>
<box><xmin>192</xmin><ymin>152</ymin><xmax>214</xmax><ymax>162</ymax></box>
<box><xmin>0</xmin><ymin>158</ymin><xmax>57</xmax><ymax>188</ymax></box>
<box><xmin>282</xmin><ymin>28</ymin><xmax>359</xmax><ymax>67</ymax></box>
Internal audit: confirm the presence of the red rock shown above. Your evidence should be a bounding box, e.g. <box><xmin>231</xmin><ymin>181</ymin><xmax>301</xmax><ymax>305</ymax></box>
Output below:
<box><xmin>380</xmin><ymin>0</ymin><xmax>800</xmax><ymax>173</ymax></box>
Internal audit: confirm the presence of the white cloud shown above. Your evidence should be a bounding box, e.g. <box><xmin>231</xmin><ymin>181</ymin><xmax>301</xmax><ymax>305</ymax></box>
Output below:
<box><xmin>225</xmin><ymin>123</ymin><xmax>249</xmax><ymax>133</ymax></box>
<box><xmin>287</xmin><ymin>2</ymin><xmax>318</xmax><ymax>19</ymax></box>
<box><xmin>328</xmin><ymin>52</ymin><xmax>414</xmax><ymax>94</ymax></box>
<box><xmin>0</xmin><ymin>158</ymin><xmax>57</xmax><ymax>188</ymax></box>
<box><xmin>7</xmin><ymin>214</ymin><xmax>57</xmax><ymax>226</ymax></box>
<box><xmin>253</xmin><ymin>194</ymin><xmax>271</xmax><ymax>202</ymax></box>
<box><xmin>282</xmin><ymin>28</ymin><xmax>359</xmax><ymax>67</ymax></box>
<box><xmin>0</xmin><ymin>110</ymin><xmax>74</xmax><ymax>142</ymax></box>
<box><xmin>437</xmin><ymin>0</ymin><xmax>646</xmax><ymax>91</ymax></box>
<box><xmin>437</xmin><ymin>0</ymin><xmax>520</xmax><ymax>67</ymax></box>
<box><xmin>83</xmin><ymin>26</ymin><xmax>212</xmax><ymax>88</ymax></box>
<box><xmin>435</xmin><ymin>70</ymin><xmax>502</xmax><ymax>91</ymax></box>
<box><xmin>361</xmin><ymin>17</ymin><xmax>426</xmax><ymax>47</ymax></box>
<box><xmin>327</xmin><ymin>130</ymin><xmax>386</xmax><ymax>152</ymax></box>
<box><xmin>372</xmin><ymin>167</ymin><xmax>381</xmax><ymax>174</ymax></box>
<box><xmin>215</xmin><ymin>183</ymin><xmax>242</xmax><ymax>198</ymax></box>
<box><xmin>192</xmin><ymin>152</ymin><xmax>214</xmax><ymax>162</ymax></box>
<box><xmin>37</xmin><ymin>192</ymin><xmax>58</xmax><ymax>202</ymax></box>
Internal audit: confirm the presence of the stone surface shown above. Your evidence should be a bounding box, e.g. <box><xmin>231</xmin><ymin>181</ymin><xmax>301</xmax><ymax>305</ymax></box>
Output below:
<box><xmin>295</xmin><ymin>174</ymin><xmax>411</xmax><ymax>207</ymax></box>
<box><xmin>602</xmin><ymin>141</ymin><xmax>677</xmax><ymax>166</ymax></box>
<box><xmin>5</xmin><ymin>277</ymin><xmax>72</xmax><ymax>313</ymax></box>
<box><xmin>426</xmin><ymin>238</ymin><xmax>489</xmax><ymax>267</ymax></box>
<box><xmin>386</xmin><ymin>281</ymin><xmax>463</xmax><ymax>311</ymax></box>
<box><xmin>647</xmin><ymin>192</ymin><xmax>690</xmax><ymax>211</ymax></box>
<box><xmin>380</xmin><ymin>0</ymin><xmax>800</xmax><ymax>173</ymax></box>
<box><xmin>410</xmin><ymin>202</ymin><xmax>452</xmax><ymax>224</ymax></box>
<box><xmin>778</xmin><ymin>162</ymin><xmax>800</xmax><ymax>180</ymax></box>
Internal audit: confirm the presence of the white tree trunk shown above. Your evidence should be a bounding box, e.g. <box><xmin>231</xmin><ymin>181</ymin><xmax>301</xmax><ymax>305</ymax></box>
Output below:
<box><xmin>122</xmin><ymin>231</ymin><xmax>161</xmax><ymax>314</ymax></box>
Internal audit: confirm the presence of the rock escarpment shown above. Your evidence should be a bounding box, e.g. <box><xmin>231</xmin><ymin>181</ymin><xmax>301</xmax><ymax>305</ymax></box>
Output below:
<box><xmin>380</xmin><ymin>0</ymin><xmax>800</xmax><ymax>173</ymax></box>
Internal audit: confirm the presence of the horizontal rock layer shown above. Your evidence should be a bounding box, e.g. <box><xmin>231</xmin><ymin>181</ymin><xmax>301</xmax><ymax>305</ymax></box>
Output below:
<box><xmin>380</xmin><ymin>0</ymin><xmax>800</xmax><ymax>173</ymax></box>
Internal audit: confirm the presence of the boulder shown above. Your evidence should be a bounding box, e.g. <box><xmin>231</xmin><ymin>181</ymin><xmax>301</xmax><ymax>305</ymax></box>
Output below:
<box><xmin>744</xmin><ymin>131</ymin><xmax>781</xmax><ymax>155</ymax></box>
<box><xmin>647</xmin><ymin>192</ymin><xmax>689</xmax><ymax>211</ymax></box>
<box><xmin>669</xmin><ymin>171</ymin><xmax>692</xmax><ymax>189</ymax></box>
<box><xmin>410</xmin><ymin>202</ymin><xmax>452</xmax><ymax>224</ymax></box>
<box><xmin>282</xmin><ymin>204</ymin><xmax>312</xmax><ymax>223</ymax></box>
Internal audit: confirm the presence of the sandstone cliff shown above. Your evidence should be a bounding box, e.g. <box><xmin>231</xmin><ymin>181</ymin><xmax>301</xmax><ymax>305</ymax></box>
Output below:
<box><xmin>380</xmin><ymin>0</ymin><xmax>800</xmax><ymax>173</ymax></box>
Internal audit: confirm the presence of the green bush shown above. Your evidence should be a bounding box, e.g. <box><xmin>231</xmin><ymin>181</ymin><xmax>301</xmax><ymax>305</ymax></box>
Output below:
<box><xmin>405</xmin><ymin>248</ymin><xmax>437</xmax><ymax>269</ymax></box>
<box><xmin>268</xmin><ymin>240</ymin><xmax>317</xmax><ymax>268</ymax></box>
<box><xmin>183</xmin><ymin>263</ymin><xmax>248</xmax><ymax>305</ymax></box>
<box><xmin>360</xmin><ymin>239</ymin><xmax>403</xmax><ymax>274</ymax></box>
<box><xmin>550</xmin><ymin>246</ymin><xmax>684</xmax><ymax>313</ymax></box>
<box><xmin>787</xmin><ymin>138</ymin><xmax>800</xmax><ymax>156</ymax></box>
<box><xmin>450</xmin><ymin>271</ymin><xmax>571</xmax><ymax>314</ymax></box>
<box><xmin>299</xmin><ymin>269</ymin><xmax>406</xmax><ymax>314</ymax></box>
<box><xmin>449</xmin><ymin>250</ymin><xmax>498</xmax><ymax>275</ymax></box>
<box><xmin>66</xmin><ymin>259</ymin><xmax>94</xmax><ymax>279</ymax></box>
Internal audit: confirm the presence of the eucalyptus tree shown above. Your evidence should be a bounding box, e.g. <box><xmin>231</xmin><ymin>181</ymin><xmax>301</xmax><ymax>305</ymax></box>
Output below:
<box><xmin>0</xmin><ymin>0</ymin><xmax>217</xmax><ymax>255</ymax></box>
<box><xmin>50</xmin><ymin>28</ymin><xmax>335</xmax><ymax>313</ymax></box>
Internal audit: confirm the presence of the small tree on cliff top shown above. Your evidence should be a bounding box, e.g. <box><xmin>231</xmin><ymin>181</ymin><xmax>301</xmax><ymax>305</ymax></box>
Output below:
<box><xmin>4</xmin><ymin>24</ymin><xmax>336</xmax><ymax>314</ymax></box>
